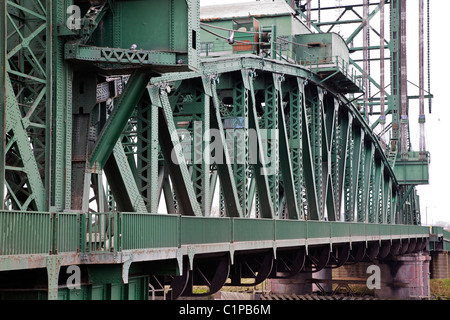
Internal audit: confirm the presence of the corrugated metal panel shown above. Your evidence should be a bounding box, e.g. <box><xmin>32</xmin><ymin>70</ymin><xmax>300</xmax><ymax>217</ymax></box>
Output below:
<box><xmin>275</xmin><ymin>220</ymin><xmax>307</xmax><ymax>240</ymax></box>
<box><xmin>56</xmin><ymin>213</ymin><xmax>80</xmax><ymax>253</ymax></box>
<box><xmin>307</xmin><ymin>221</ymin><xmax>330</xmax><ymax>239</ymax></box>
<box><xmin>350</xmin><ymin>223</ymin><xmax>366</xmax><ymax>237</ymax></box>
<box><xmin>120</xmin><ymin>213</ymin><xmax>178</xmax><ymax>250</ymax></box>
<box><xmin>331</xmin><ymin>222</ymin><xmax>350</xmax><ymax>238</ymax></box>
<box><xmin>0</xmin><ymin>211</ymin><xmax>52</xmax><ymax>255</ymax></box>
<box><xmin>200</xmin><ymin>0</ymin><xmax>295</xmax><ymax>21</ymax></box>
<box><xmin>181</xmin><ymin>216</ymin><xmax>231</xmax><ymax>244</ymax></box>
<box><xmin>233</xmin><ymin>218</ymin><xmax>274</xmax><ymax>242</ymax></box>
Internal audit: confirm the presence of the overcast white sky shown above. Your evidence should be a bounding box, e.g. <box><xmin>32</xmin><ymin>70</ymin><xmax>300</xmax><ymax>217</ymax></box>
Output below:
<box><xmin>200</xmin><ymin>0</ymin><xmax>450</xmax><ymax>226</ymax></box>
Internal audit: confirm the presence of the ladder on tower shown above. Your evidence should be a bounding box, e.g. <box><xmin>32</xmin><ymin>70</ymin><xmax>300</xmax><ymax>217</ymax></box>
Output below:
<box><xmin>387</xmin><ymin>150</ymin><xmax>398</xmax><ymax>169</ymax></box>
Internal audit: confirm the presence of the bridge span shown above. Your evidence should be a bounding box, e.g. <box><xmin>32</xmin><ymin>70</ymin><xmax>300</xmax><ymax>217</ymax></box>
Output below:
<box><xmin>1</xmin><ymin>0</ymin><xmax>448</xmax><ymax>301</ymax></box>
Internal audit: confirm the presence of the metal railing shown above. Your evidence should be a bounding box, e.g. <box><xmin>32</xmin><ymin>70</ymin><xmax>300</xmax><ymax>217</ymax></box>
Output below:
<box><xmin>55</xmin><ymin>212</ymin><xmax>80</xmax><ymax>253</ymax></box>
<box><xmin>0</xmin><ymin>210</ymin><xmax>52</xmax><ymax>255</ymax></box>
<box><xmin>120</xmin><ymin>213</ymin><xmax>178</xmax><ymax>250</ymax></box>
<box><xmin>0</xmin><ymin>210</ymin><xmax>434</xmax><ymax>257</ymax></box>
<box><xmin>84</xmin><ymin>212</ymin><xmax>118</xmax><ymax>253</ymax></box>
<box><xmin>200</xmin><ymin>41</ymin><xmax>233</xmax><ymax>57</ymax></box>
<box><xmin>200</xmin><ymin>37</ymin><xmax>364</xmax><ymax>92</ymax></box>
<box><xmin>297</xmin><ymin>55</ymin><xmax>364</xmax><ymax>90</ymax></box>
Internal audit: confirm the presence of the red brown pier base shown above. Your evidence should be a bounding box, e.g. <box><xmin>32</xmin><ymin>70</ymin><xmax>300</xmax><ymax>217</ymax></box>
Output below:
<box><xmin>268</xmin><ymin>268</ymin><xmax>333</xmax><ymax>296</ymax></box>
<box><xmin>430</xmin><ymin>251</ymin><xmax>450</xmax><ymax>279</ymax></box>
<box><xmin>375</xmin><ymin>252</ymin><xmax>431</xmax><ymax>300</ymax></box>
<box><xmin>268</xmin><ymin>252</ymin><xmax>433</xmax><ymax>300</ymax></box>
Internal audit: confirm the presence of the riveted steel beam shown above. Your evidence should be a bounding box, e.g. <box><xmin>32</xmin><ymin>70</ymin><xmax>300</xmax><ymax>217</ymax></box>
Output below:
<box><xmin>4</xmin><ymin>74</ymin><xmax>45</xmax><ymax>211</ymax></box>
<box><xmin>229</xmin><ymin>78</ymin><xmax>249</xmax><ymax>217</ymax></box>
<box><xmin>89</xmin><ymin>70</ymin><xmax>152</xmax><ymax>169</ymax></box>
<box><xmin>352</xmin><ymin>127</ymin><xmax>365</xmax><ymax>223</ymax></box>
<box><xmin>203</xmin><ymin>75</ymin><xmax>243</xmax><ymax>218</ymax></box>
<box><xmin>362</xmin><ymin>142</ymin><xmax>376</xmax><ymax>223</ymax></box>
<box><xmin>103</xmin><ymin>141</ymin><xmax>146</xmax><ymax>212</ymax></box>
<box><xmin>137</xmin><ymin>88</ymin><xmax>160</xmax><ymax>213</ymax></box>
<box><xmin>65</xmin><ymin>44</ymin><xmax>178</xmax><ymax>66</ymax></box>
<box><xmin>275</xmin><ymin>74</ymin><xmax>300</xmax><ymax>220</ymax></box>
<box><xmin>263</xmin><ymin>76</ymin><xmax>280</xmax><ymax>217</ymax></box>
<box><xmin>242</xmin><ymin>70</ymin><xmax>274</xmax><ymax>219</ymax></box>
<box><xmin>373</xmin><ymin>160</ymin><xmax>384</xmax><ymax>224</ymax></box>
<box><xmin>298</xmin><ymin>81</ymin><xmax>319</xmax><ymax>221</ymax></box>
<box><xmin>323</xmin><ymin>95</ymin><xmax>339</xmax><ymax>222</ymax></box>
<box><xmin>157</xmin><ymin>87</ymin><xmax>202</xmax><ymax>217</ymax></box>
<box><xmin>288</xmin><ymin>79</ymin><xmax>306</xmax><ymax>220</ymax></box>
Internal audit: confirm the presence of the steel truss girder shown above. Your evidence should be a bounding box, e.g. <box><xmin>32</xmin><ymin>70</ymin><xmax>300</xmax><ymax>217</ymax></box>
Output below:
<box><xmin>89</xmin><ymin>70</ymin><xmax>152</xmax><ymax>169</ymax></box>
<box><xmin>0</xmin><ymin>3</ymin><xmax>431</xmax><ymax>301</ymax></box>
<box><xmin>242</xmin><ymin>70</ymin><xmax>274</xmax><ymax>219</ymax></box>
<box><xmin>274</xmin><ymin>74</ymin><xmax>300</xmax><ymax>220</ymax></box>
<box><xmin>2</xmin><ymin>18</ymin><xmax>418</xmax><ymax>223</ymax></box>
<box><xmin>2</xmin><ymin>0</ymin><xmax>52</xmax><ymax>212</ymax></box>
<box><xmin>288</xmin><ymin>80</ymin><xmax>306</xmax><ymax>220</ymax></box>
<box><xmin>157</xmin><ymin>87</ymin><xmax>203</xmax><ymax>217</ymax></box>
<box><xmin>203</xmin><ymin>76</ymin><xmax>243</xmax><ymax>218</ymax></box>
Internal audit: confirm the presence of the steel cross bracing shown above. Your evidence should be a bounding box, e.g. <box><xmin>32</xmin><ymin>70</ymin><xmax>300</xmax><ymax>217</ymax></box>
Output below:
<box><xmin>301</xmin><ymin>1</ymin><xmax>431</xmax><ymax>151</ymax></box>
<box><xmin>297</xmin><ymin>0</ymin><xmax>431</xmax><ymax>223</ymax></box>
<box><xmin>0</xmin><ymin>0</ymin><xmax>436</xmax><ymax>300</ymax></box>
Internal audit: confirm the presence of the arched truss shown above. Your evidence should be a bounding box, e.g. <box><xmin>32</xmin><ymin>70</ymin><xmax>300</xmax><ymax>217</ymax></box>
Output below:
<box><xmin>0</xmin><ymin>1</ymin><xmax>418</xmax><ymax>226</ymax></box>
<box><xmin>117</xmin><ymin>55</ymin><xmax>404</xmax><ymax>225</ymax></box>
<box><xmin>2</xmin><ymin>51</ymin><xmax>414</xmax><ymax>225</ymax></box>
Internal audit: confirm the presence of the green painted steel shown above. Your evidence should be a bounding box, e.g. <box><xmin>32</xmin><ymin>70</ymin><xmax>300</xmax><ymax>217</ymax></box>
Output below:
<box><xmin>395</xmin><ymin>151</ymin><xmax>430</xmax><ymax>185</ymax></box>
<box><xmin>55</xmin><ymin>212</ymin><xmax>80</xmax><ymax>253</ymax></box>
<box><xmin>307</xmin><ymin>221</ymin><xmax>330</xmax><ymax>239</ymax></box>
<box><xmin>90</xmin><ymin>70</ymin><xmax>152</xmax><ymax>169</ymax></box>
<box><xmin>181</xmin><ymin>216</ymin><xmax>231</xmax><ymax>245</ymax></box>
<box><xmin>120</xmin><ymin>213</ymin><xmax>178</xmax><ymax>250</ymax></box>
<box><xmin>0</xmin><ymin>211</ymin><xmax>52</xmax><ymax>255</ymax></box>
<box><xmin>429</xmin><ymin>227</ymin><xmax>450</xmax><ymax>252</ymax></box>
<box><xmin>330</xmin><ymin>222</ymin><xmax>350</xmax><ymax>239</ymax></box>
<box><xmin>0</xmin><ymin>274</ymin><xmax>149</xmax><ymax>301</ymax></box>
<box><xmin>0</xmin><ymin>210</ymin><xmax>433</xmax><ymax>257</ymax></box>
<box><xmin>65</xmin><ymin>44</ymin><xmax>178</xmax><ymax>66</ymax></box>
<box><xmin>233</xmin><ymin>219</ymin><xmax>274</xmax><ymax>242</ymax></box>
<box><xmin>349</xmin><ymin>223</ymin><xmax>366</xmax><ymax>238</ymax></box>
<box><xmin>0</xmin><ymin>0</ymin><xmax>438</xmax><ymax>300</ymax></box>
<box><xmin>275</xmin><ymin>220</ymin><xmax>307</xmax><ymax>240</ymax></box>
<box><xmin>102</xmin><ymin>1</ymin><xmax>189</xmax><ymax>53</ymax></box>
<box><xmin>85</xmin><ymin>212</ymin><xmax>117</xmax><ymax>253</ymax></box>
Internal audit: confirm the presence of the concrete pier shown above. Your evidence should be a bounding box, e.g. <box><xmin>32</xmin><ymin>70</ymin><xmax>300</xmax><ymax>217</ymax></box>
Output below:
<box><xmin>268</xmin><ymin>268</ymin><xmax>333</xmax><ymax>295</ymax></box>
<box><xmin>375</xmin><ymin>252</ymin><xmax>431</xmax><ymax>300</ymax></box>
<box><xmin>270</xmin><ymin>252</ymin><xmax>433</xmax><ymax>300</ymax></box>
<box><xmin>430</xmin><ymin>251</ymin><xmax>449</xmax><ymax>279</ymax></box>
<box><xmin>268</xmin><ymin>272</ymin><xmax>313</xmax><ymax>295</ymax></box>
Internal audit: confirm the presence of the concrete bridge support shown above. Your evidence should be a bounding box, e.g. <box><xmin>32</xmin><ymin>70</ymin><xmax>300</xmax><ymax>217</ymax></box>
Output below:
<box><xmin>430</xmin><ymin>251</ymin><xmax>449</xmax><ymax>279</ymax></box>
<box><xmin>375</xmin><ymin>252</ymin><xmax>431</xmax><ymax>300</ymax></box>
<box><xmin>268</xmin><ymin>268</ymin><xmax>333</xmax><ymax>296</ymax></box>
<box><xmin>268</xmin><ymin>272</ymin><xmax>314</xmax><ymax>295</ymax></box>
<box><xmin>270</xmin><ymin>252</ymin><xmax>432</xmax><ymax>300</ymax></box>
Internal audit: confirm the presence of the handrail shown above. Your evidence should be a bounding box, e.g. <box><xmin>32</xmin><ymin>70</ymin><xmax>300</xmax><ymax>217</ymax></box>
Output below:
<box><xmin>0</xmin><ymin>210</ymin><xmax>52</xmax><ymax>255</ymax></box>
<box><xmin>199</xmin><ymin>38</ymin><xmax>364</xmax><ymax>91</ymax></box>
<box><xmin>297</xmin><ymin>55</ymin><xmax>364</xmax><ymax>90</ymax></box>
<box><xmin>0</xmin><ymin>210</ymin><xmax>440</xmax><ymax>258</ymax></box>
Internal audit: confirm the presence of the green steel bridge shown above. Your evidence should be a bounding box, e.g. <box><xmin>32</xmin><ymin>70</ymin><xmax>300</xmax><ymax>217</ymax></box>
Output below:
<box><xmin>0</xmin><ymin>0</ymin><xmax>448</xmax><ymax>300</ymax></box>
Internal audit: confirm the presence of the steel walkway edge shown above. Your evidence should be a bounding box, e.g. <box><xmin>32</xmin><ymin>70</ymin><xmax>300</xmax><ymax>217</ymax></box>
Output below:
<box><xmin>0</xmin><ymin>211</ymin><xmax>434</xmax><ymax>272</ymax></box>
